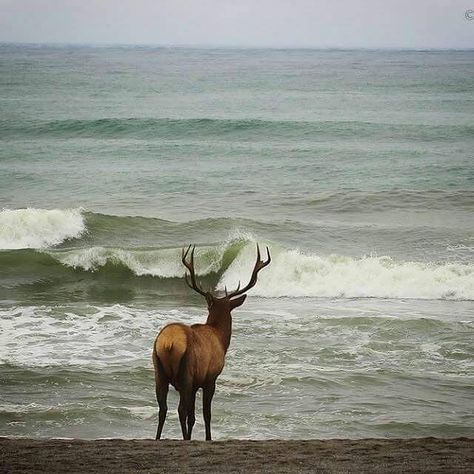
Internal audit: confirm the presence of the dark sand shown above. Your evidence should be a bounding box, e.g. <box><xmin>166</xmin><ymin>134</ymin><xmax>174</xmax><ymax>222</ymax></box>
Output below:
<box><xmin>1</xmin><ymin>437</ymin><xmax>473</xmax><ymax>473</ymax></box>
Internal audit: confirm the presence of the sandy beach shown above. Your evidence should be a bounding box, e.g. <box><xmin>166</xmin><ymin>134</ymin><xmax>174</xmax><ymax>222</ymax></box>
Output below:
<box><xmin>1</xmin><ymin>437</ymin><xmax>473</xmax><ymax>473</ymax></box>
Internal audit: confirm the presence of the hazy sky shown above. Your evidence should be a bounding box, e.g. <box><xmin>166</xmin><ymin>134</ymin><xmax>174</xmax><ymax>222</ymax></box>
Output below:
<box><xmin>1</xmin><ymin>0</ymin><xmax>473</xmax><ymax>48</ymax></box>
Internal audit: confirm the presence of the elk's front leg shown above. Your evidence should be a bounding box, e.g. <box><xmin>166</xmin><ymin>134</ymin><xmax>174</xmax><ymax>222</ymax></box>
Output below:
<box><xmin>178</xmin><ymin>394</ymin><xmax>188</xmax><ymax>440</ymax></box>
<box><xmin>178</xmin><ymin>383</ymin><xmax>195</xmax><ymax>440</ymax></box>
<box><xmin>202</xmin><ymin>381</ymin><xmax>216</xmax><ymax>441</ymax></box>
<box><xmin>186</xmin><ymin>389</ymin><xmax>197</xmax><ymax>440</ymax></box>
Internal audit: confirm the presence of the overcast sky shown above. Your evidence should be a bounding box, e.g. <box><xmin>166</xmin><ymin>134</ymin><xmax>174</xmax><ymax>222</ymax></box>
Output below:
<box><xmin>1</xmin><ymin>0</ymin><xmax>473</xmax><ymax>49</ymax></box>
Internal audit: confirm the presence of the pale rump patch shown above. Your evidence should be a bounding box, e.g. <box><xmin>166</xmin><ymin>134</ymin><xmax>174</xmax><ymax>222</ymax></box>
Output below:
<box><xmin>155</xmin><ymin>324</ymin><xmax>188</xmax><ymax>381</ymax></box>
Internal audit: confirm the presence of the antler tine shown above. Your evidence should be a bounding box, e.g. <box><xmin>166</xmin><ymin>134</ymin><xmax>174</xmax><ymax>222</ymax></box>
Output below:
<box><xmin>181</xmin><ymin>244</ymin><xmax>191</xmax><ymax>263</ymax></box>
<box><xmin>227</xmin><ymin>243</ymin><xmax>271</xmax><ymax>299</ymax></box>
<box><xmin>181</xmin><ymin>244</ymin><xmax>207</xmax><ymax>297</ymax></box>
<box><xmin>265</xmin><ymin>245</ymin><xmax>271</xmax><ymax>264</ymax></box>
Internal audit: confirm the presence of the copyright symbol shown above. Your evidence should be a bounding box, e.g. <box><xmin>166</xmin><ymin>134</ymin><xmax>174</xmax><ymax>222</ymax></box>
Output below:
<box><xmin>466</xmin><ymin>9</ymin><xmax>474</xmax><ymax>20</ymax></box>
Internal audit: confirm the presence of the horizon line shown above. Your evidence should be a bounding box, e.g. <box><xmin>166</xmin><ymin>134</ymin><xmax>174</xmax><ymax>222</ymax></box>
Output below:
<box><xmin>1</xmin><ymin>41</ymin><xmax>473</xmax><ymax>52</ymax></box>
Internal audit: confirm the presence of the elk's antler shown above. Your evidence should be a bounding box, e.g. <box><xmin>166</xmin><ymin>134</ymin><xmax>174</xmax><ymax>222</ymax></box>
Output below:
<box><xmin>182</xmin><ymin>245</ymin><xmax>207</xmax><ymax>297</ymax></box>
<box><xmin>227</xmin><ymin>244</ymin><xmax>271</xmax><ymax>298</ymax></box>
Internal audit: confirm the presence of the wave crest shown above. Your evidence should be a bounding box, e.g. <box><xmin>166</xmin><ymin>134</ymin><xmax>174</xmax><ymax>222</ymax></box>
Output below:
<box><xmin>0</xmin><ymin>208</ymin><xmax>85</xmax><ymax>249</ymax></box>
<box><xmin>54</xmin><ymin>245</ymin><xmax>225</xmax><ymax>277</ymax></box>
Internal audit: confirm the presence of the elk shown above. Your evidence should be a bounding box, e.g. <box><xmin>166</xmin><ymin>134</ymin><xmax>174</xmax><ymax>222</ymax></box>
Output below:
<box><xmin>152</xmin><ymin>243</ymin><xmax>271</xmax><ymax>441</ymax></box>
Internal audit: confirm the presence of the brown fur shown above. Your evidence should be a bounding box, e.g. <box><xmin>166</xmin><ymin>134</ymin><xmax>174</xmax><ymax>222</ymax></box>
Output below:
<box><xmin>153</xmin><ymin>322</ymin><xmax>228</xmax><ymax>389</ymax></box>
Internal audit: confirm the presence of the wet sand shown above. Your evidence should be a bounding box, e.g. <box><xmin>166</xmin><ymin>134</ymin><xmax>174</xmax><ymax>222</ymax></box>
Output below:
<box><xmin>1</xmin><ymin>437</ymin><xmax>473</xmax><ymax>473</ymax></box>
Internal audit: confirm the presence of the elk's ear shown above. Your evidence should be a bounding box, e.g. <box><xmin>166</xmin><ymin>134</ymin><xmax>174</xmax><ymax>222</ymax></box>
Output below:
<box><xmin>230</xmin><ymin>294</ymin><xmax>247</xmax><ymax>309</ymax></box>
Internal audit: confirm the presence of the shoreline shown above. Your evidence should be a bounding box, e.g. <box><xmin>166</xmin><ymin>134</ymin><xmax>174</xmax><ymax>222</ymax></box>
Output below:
<box><xmin>1</xmin><ymin>437</ymin><xmax>473</xmax><ymax>473</ymax></box>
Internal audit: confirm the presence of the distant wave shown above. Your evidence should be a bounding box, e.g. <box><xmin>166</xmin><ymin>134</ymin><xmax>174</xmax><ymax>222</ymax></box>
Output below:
<box><xmin>0</xmin><ymin>208</ymin><xmax>85</xmax><ymax>249</ymax></box>
<box><xmin>2</xmin><ymin>190</ymin><xmax>472</xmax><ymax>253</ymax></box>
<box><xmin>2</xmin><ymin>117</ymin><xmax>473</xmax><ymax>141</ymax></box>
<box><xmin>281</xmin><ymin>189</ymin><xmax>474</xmax><ymax>212</ymax></box>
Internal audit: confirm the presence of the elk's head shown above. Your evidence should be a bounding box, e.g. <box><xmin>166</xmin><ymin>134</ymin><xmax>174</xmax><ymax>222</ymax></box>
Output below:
<box><xmin>181</xmin><ymin>244</ymin><xmax>271</xmax><ymax>314</ymax></box>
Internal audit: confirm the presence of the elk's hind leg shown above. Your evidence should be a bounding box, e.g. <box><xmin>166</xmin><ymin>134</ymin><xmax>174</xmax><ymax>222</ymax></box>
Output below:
<box><xmin>155</xmin><ymin>381</ymin><xmax>169</xmax><ymax>440</ymax></box>
<box><xmin>153</xmin><ymin>354</ymin><xmax>169</xmax><ymax>440</ymax></box>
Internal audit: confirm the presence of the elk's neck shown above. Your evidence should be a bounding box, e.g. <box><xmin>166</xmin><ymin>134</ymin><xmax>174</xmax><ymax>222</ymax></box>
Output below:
<box><xmin>206</xmin><ymin>311</ymin><xmax>232</xmax><ymax>351</ymax></box>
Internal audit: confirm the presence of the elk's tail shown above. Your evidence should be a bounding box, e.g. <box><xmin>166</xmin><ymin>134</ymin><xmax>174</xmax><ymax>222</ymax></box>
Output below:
<box><xmin>153</xmin><ymin>324</ymin><xmax>188</xmax><ymax>384</ymax></box>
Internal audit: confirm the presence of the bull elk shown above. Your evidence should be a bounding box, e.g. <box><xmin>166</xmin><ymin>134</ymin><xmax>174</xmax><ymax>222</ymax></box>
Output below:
<box><xmin>152</xmin><ymin>244</ymin><xmax>271</xmax><ymax>440</ymax></box>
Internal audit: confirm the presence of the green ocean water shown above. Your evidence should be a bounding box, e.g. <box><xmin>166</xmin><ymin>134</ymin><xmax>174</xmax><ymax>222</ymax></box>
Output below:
<box><xmin>0</xmin><ymin>45</ymin><xmax>473</xmax><ymax>439</ymax></box>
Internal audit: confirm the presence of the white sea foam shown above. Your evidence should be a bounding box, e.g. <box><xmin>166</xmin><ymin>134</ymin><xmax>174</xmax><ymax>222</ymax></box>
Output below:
<box><xmin>0</xmin><ymin>208</ymin><xmax>85</xmax><ymax>249</ymax></box>
<box><xmin>218</xmin><ymin>244</ymin><xmax>474</xmax><ymax>300</ymax></box>
<box><xmin>0</xmin><ymin>304</ymin><xmax>199</xmax><ymax>368</ymax></box>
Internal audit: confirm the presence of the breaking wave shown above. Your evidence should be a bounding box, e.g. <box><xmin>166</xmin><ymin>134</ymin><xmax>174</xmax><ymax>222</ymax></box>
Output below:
<box><xmin>1</xmin><ymin>208</ymin><xmax>472</xmax><ymax>301</ymax></box>
<box><xmin>1</xmin><ymin>240</ymin><xmax>473</xmax><ymax>301</ymax></box>
<box><xmin>0</xmin><ymin>208</ymin><xmax>85</xmax><ymax>249</ymax></box>
<box><xmin>218</xmin><ymin>245</ymin><xmax>474</xmax><ymax>301</ymax></box>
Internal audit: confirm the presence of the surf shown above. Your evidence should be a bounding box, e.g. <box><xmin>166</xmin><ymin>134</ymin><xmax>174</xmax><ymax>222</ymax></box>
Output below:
<box><xmin>1</xmin><ymin>241</ymin><xmax>473</xmax><ymax>302</ymax></box>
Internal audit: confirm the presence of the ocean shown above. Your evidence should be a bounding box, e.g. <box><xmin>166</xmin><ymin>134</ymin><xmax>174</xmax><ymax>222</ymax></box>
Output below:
<box><xmin>0</xmin><ymin>45</ymin><xmax>473</xmax><ymax>440</ymax></box>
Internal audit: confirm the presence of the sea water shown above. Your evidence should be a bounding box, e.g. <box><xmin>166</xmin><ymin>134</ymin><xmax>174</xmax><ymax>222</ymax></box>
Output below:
<box><xmin>0</xmin><ymin>45</ymin><xmax>473</xmax><ymax>439</ymax></box>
